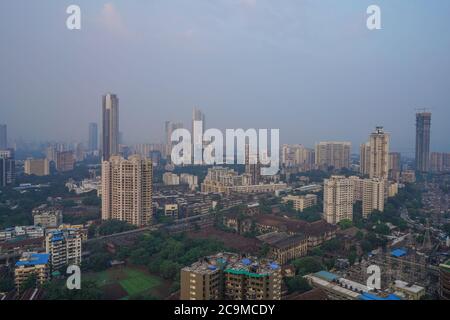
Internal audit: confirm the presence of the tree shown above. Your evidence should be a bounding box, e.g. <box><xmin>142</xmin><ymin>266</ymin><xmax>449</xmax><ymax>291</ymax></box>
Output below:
<box><xmin>374</xmin><ymin>223</ymin><xmax>390</xmax><ymax>235</ymax></box>
<box><xmin>97</xmin><ymin>220</ymin><xmax>136</xmax><ymax>236</ymax></box>
<box><xmin>338</xmin><ymin>219</ymin><xmax>353</xmax><ymax>230</ymax></box>
<box><xmin>43</xmin><ymin>279</ymin><xmax>102</xmax><ymax>300</ymax></box>
<box><xmin>0</xmin><ymin>276</ymin><xmax>15</xmax><ymax>293</ymax></box>
<box><xmin>292</xmin><ymin>257</ymin><xmax>323</xmax><ymax>276</ymax></box>
<box><xmin>285</xmin><ymin>276</ymin><xmax>312</xmax><ymax>294</ymax></box>
<box><xmin>442</xmin><ymin>223</ymin><xmax>450</xmax><ymax>237</ymax></box>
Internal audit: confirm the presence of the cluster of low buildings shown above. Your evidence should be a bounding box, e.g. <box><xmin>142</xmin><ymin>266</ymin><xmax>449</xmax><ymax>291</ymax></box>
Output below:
<box><xmin>162</xmin><ymin>172</ymin><xmax>198</xmax><ymax>190</ymax></box>
<box><xmin>0</xmin><ymin>204</ymin><xmax>86</xmax><ymax>293</ymax></box>
<box><xmin>180</xmin><ymin>252</ymin><xmax>282</xmax><ymax>300</ymax></box>
<box><xmin>201</xmin><ymin>167</ymin><xmax>287</xmax><ymax>195</ymax></box>
<box><xmin>65</xmin><ymin>177</ymin><xmax>101</xmax><ymax>196</ymax></box>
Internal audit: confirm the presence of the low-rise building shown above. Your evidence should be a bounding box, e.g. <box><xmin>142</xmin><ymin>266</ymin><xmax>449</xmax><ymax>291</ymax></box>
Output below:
<box><xmin>257</xmin><ymin>232</ymin><xmax>308</xmax><ymax>264</ymax></box>
<box><xmin>391</xmin><ymin>280</ymin><xmax>425</xmax><ymax>300</ymax></box>
<box><xmin>32</xmin><ymin>205</ymin><xmax>63</xmax><ymax>228</ymax></box>
<box><xmin>163</xmin><ymin>172</ymin><xmax>180</xmax><ymax>186</ymax></box>
<box><xmin>180</xmin><ymin>252</ymin><xmax>282</xmax><ymax>300</ymax></box>
<box><xmin>164</xmin><ymin>204</ymin><xmax>179</xmax><ymax>217</ymax></box>
<box><xmin>0</xmin><ymin>226</ymin><xmax>44</xmax><ymax>242</ymax></box>
<box><xmin>281</xmin><ymin>194</ymin><xmax>317</xmax><ymax>212</ymax></box>
<box><xmin>14</xmin><ymin>253</ymin><xmax>50</xmax><ymax>292</ymax></box>
<box><xmin>439</xmin><ymin>260</ymin><xmax>450</xmax><ymax>300</ymax></box>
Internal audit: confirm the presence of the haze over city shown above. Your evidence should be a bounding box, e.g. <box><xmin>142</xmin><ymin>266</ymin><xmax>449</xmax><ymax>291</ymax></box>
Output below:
<box><xmin>1</xmin><ymin>0</ymin><xmax>450</xmax><ymax>154</ymax></box>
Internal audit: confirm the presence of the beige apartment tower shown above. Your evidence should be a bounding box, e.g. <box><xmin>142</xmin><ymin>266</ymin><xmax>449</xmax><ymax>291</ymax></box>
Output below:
<box><xmin>102</xmin><ymin>93</ymin><xmax>119</xmax><ymax>161</ymax></box>
<box><xmin>315</xmin><ymin>142</ymin><xmax>351</xmax><ymax>170</ymax></box>
<box><xmin>389</xmin><ymin>152</ymin><xmax>401</xmax><ymax>180</ymax></box>
<box><xmin>360</xmin><ymin>142</ymin><xmax>371</xmax><ymax>176</ymax></box>
<box><xmin>362</xmin><ymin>178</ymin><xmax>385</xmax><ymax>218</ymax></box>
<box><xmin>323</xmin><ymin>176</ymin><xmax>354</xmax><ymax>225</ymax></box>
<box><xmin>102</xmin><ymin>155</ymin><xmax>153</xmax><ymax>227</ymax></box>
<box><xmin>24</xmin><ymin>158</ymin><xmax>50</xmax><ymax>176</ymax></box>
<box><xmin>369</xmin><ymin>126</ymin><xmax>390</xmax><ymax>180</ymax></box>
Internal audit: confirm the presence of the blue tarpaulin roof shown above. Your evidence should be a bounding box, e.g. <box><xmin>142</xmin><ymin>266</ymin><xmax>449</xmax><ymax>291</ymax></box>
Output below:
<box><xmin>391</xmin><ymin>248</ymin><xmax>407</xmax><ymax>258</ymax></box>
<box><xmin>241</xmin><ymin>258</ymin><xmax>251</xmax><ymax>265</ymax></box>
<box><xmin>359</xmin><ymin>293</ymin><xmax>402</xmax><ymax>300</ymax></box>
<box><xmin>15</xmin><ymin>253</ymin><xmax>49</xmax><ymax>267</ymax></box>
<box><xmin>315</xmin><ymin>271</ymin><xmax>338</xmax><ymax>282</ymax></box>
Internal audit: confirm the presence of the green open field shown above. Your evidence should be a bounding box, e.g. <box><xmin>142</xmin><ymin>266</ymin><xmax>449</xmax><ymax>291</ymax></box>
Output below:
<box><xmin>119</xmin><ymin>269</ymin><xmax>161</xmax><ymax>296</ymax></box>
<box><xmin>85</xmin><ymin>266</ymin><xmax>169</xmax><ymax>300</ymax></box>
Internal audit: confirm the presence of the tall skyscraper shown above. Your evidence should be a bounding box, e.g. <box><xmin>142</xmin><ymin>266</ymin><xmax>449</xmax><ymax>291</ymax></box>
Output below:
<box><xmin>192</xmin><ymin>108</ymin><xmax>205</xmax><ymax>164</ymax></box>
<box><xmin>315</xmin><ymin>141</ymin><xmax>351</xmax><ymax>170</ymax></box>
<box><xmin>0</xmin><ymin>124</ymin><xmax>6</xmax><ymax>149</ymax></box>
<box><xmin>88</xmin><ymin>123</ymin><xmax>98</xmax><ymax>151</ymax></box>
<box><xmin>245</xmin><ymin>142</ymin><xmax>261</xmax><ymax>185</ymax></box>
<box><xmin>165</xmin><ymin>121</ymin><xmax>184</xmax><ymax>161</ymax></box>
<box><xmin>389</xmin><ymin>152</ymin><xmax>401</xmax><ymax>180</ymax></box>
<box><xmin>369</xmin><ymin>126</ymin><xmax>390</xmax><ymax>180</ymax></box>
<box><xmin>0</xmin><ymin>149</ymin><xmax>15</xmax><ymax>187</ymax></box>
<box><xmin>323</xmin><ymin>175</ymin><xmax>354</xmax><ymax>225</ymax></box>
<box><xmin>102</xmin><ymin>155</ymin><xmax>153</xmax><ymax>227</ymax></box>
<box><xmin>415</xmin><ymin>111</ymin><xmax>432</xmax><ymax>172</ymax></box>
<box><xmin>56</xmin><ymin>151</ymin><xmax>75</xmax><ymax>172</ymax></box>
<box><xmin>102</xmin><ymin>93</ymin><xmax>119</xmax><ymax>161</ymax></box>
<box><xmin>359</xmin><ymin>142</ymin><xmax>371</xmax><ymax>176</ymax></box>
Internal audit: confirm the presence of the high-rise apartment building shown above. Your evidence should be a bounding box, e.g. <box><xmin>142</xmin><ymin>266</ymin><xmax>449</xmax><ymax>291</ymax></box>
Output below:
<box><xmin>46</xmin><ymin>146</ymin><xmax>57</xmax><ymax>163</ymax></box>
<box><xmin>369</xmin><ymin>126</ymin><xmax>390</xmax><ymax>180</ymax></box>
<box><xmin>102</xmin><ymin>155</ymin><xmax>153</xmax><ymax>227</ymax></box>
<box><xmin>192</xmin><ymin>108</ymin><xmax>205</xmax><ymax>164</ymax></box>
<box><xmin>350</xmin><ymin>176</ymin><xmax>385</xmax><ymax>218</ymax></box>
<box><xmin>102</xmin><ymin>93</ymin><xmax>119</xmax><ymax>161</ymax></box>
<box><xmin>245</xmin><ymin>142</ymin><xmax>261</xmax><ymax>185</ymax></box>
<box><xmin>165</xmin><ymin>121</ymin><xmax>184</xmax><ymax>161</ymax></box>
<box><xmin>389</xmin><ymin>152</ymin><xmax>401</xmax><ymax>180</ymax></box>
<box><xmin>0</xmin><ymin>149</ymin><xmax>15</xmax><ymax>187</ymax></box>
<box><xmin>362</xmin><ymin>178</ymin><xmax>385</xmax><ymax>218</ymax></box>
<box><xmin>180</xmin><ymin>252</ymin><xmax>282</xmax><ymax>300</ymax></box>
<box><xmin>315</xmin><ymin>142</ymin><xmax>351</xmax><ymax>170</ymax></box>
<box><xmin>415</xmin><ymin>111</ymin><xmax>431</xmax><ymax>172</ymax></box>
<box><xmin>88</xmin><ymin>122</ymin><xmax>98</xmax><ymax>151</ymax></box>
<box><xmin>56</xmin><ymin>151</ymin><xmax>75</xmax><ymax>172</ymax></box>
<box><xmin>281</xmin><ymin>144</ymin><xmax>315</xmax><ymax>171</ymax></box>
<box><xmin>430</xmin><ymin>152</ymin><xmax>446</xmax><ymax>173</ymax></box>
<box><xmin>323</xmin><ymin>176</ymin><xmax>354</xmax><ymax>224</ymax></box>
<box><xmin>45</xmin><ymin>229</ymin><xmax>82</xmax><ymax>270</ymax></box>
<box><xmin>359</xmin><ymin>142</ymin><xmax>371</xmax><ymax>176</ymax></box>
<box><xmin>0</xmin><ymin>124</ymin><xmax>7</xmax><ymax>149</ymax></box>
<box><xmin>24</xmin><ymin>158</ymin><xmax>50</xmax><ymax>176</ymax></box>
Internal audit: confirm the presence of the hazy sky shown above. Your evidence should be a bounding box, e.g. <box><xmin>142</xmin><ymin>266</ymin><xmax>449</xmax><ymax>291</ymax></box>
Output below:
<box><xmin>1</xmin><ymin>0</ymin><xmax>450</xmax><ymax>155</ymax></box>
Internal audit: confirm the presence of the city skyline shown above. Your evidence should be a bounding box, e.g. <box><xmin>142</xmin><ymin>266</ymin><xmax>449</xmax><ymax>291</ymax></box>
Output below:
<box><xmin>1</xmin><ymin>1</ymin><xmax>450</xmax><ymax>153</ymax></box>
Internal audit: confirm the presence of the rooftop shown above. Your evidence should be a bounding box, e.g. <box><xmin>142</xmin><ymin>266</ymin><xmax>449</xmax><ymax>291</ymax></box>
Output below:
<box><xmin>182</xmin><ymin>252</ymin><xmax>279</xmax><ymax>277</ymax></box>
<box><xmin>15</xmin><ymin>253</ymin><xmax>49</xmax><ymax>267</ymax></box>
<box><xmin>391</xmin><ymin>248</ymin><xmax>407</xmax><ymax>258</ymax></box>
